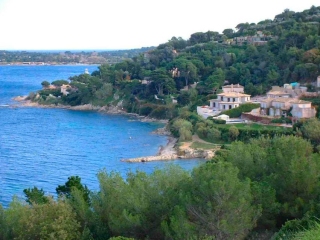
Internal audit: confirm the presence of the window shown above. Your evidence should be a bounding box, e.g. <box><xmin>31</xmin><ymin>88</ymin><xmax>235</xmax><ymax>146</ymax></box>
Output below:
<box><xmin>228</xmin><ymin>98</ymin><xmax>230</xmax><ymax>102</ymax></box>
<box><xmin>229</xmin><ymin>105</ymin><xmax>232</xmax><ymax>109</ymax></box>
<box><xmin>213</xmin><ymin>102</ymin><xmax>216</xmax><ymax>107</ymax></box>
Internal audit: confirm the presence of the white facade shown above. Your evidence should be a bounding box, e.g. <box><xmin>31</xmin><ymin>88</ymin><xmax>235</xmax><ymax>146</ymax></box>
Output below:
<box><xmin>197</xmin><ymin>106</ymin><xmax>221</xmax><ymax>119</ymax></box>
<box><xmin>209</xmin><ymin>92</ymin><xmax>251</xmax><ymax>111</ymax></box>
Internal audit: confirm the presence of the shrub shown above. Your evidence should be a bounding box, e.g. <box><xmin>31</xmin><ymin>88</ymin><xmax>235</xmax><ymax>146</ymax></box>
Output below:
<box><xmin>139</xmin><ymin>104</ymin><xmax>153</xmax><ymax>116</ymax></box>
<box><xmin>271</xmin><ymin>117</ymin><xmax>291</xmax><ymax>124</ymax></box>
<box><xmin>212</xmin><ymin>118</ymin><xmax>226</xmax><ymax>124</ymax></box>
<box><xmin>41</xmin><ymin>81</ymin><xmax>50</xmax><ymax>88</ymax></box>
<box><xmin>223</xmin><ymin>103</ymin><xmax>260</xmax><ymax>118</ymax></box>
<box><xmin>149</xmin><ymin>106</ymin><xmax>169</xmax><ymax>119</ymax></box>
<box><xmin>207</xmin><ymin>128</ymin><xmax>221</xmax><ymax>141</ymax></box>
<box><xmin>51</xmin><ymin>80</ymin><xmax>69</xmax><ymax>87</ymax></box>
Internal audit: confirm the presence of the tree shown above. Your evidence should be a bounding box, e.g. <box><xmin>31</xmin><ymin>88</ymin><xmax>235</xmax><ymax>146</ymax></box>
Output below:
<box><xmin>186</xmin><ymin>162</ymin><xmax>260</xmax><ymax>239</ymax></box>
<box><xmin>205</xmin><ymin>68</ymin><xmax>225</xmax><ymax>90</ymax></box>
<box><xmin>228</xmin><ymin>126</ymin><xmax>239</xmax><ymax>141</ymax></box>
<box><xmin>266</xmin><ymin>69</ymin><xmax>280</xmax><ymax>85</ymax></box>
<box><xmin>23</xmin><ymin>187</ymin><xmax>49</xmax><ymax>205</ymax></box>
<box><xmin>222</xmin><ymin>28</ymin><xmax>234</xmax><ymax>38</ymax></box>
<box><xmin>51</xmin><ymin>79</ymin><xmax>69</xmax><ymax>86</ymax></box>
<box><xmin>1</xmin><ymin>198</ymin><xmax>81</xmax><ymax>240</ymax></box>
<box><xmin>150</xmin><ymin>68</ymin><xmax>174</xmax><ymax>96</ymax></box>
<box><xmin>301</xmin><ymin>118</ymin><xmax>320</xmax><ymax>146</ymax></box>
<box><xmin>216</xmin><ymin>136</ymin><xmax>320</xmax><ymax>224</ymax></box>
<box><xmin>56</xmin><ymin>176</ymin><xmax>90</xmax><ymax>205</ymax></box>
<box><xmin>41</xmin><ymin>80</ymin><xmax>50</xmax><ymax>88</ymax></box>
<box><xmin>95</xmin><ymin>83</ymin><xmax>113</xmax><ymax>100</ymax></box>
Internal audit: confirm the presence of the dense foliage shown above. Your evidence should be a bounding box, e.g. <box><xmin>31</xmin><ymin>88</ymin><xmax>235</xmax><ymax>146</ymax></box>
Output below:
<box><xmin>1</xmin><ymin>133</ymin><xmax>320</xmax><ymax>239</ymax></box>
<box><xmin>29</xmin><ymin>5</ymin><xmax>320</xmax><ymax>121</ymax></box>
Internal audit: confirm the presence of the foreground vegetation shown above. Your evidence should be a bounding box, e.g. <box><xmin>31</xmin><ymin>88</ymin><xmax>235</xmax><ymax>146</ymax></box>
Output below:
<box><xmin>1</xmin><ymin>133</ymin><xmax>320</xmax><ymax>240</ymax></box>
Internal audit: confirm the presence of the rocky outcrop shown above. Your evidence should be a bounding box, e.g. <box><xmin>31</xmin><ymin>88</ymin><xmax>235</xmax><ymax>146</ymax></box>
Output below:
<box><xmin>178</xmin><ymin>148</ymin><xmax>218</xmax><ymax>160</ymax></box>
<box><xmin>122</xmin><ymin>154</ymin><xmax>178</xmax><ymax>162</ymax></box>
<box><xmin>122</xmin><ymin>145</ymin><xmax>220</xmax><ymax>162</ymax></box>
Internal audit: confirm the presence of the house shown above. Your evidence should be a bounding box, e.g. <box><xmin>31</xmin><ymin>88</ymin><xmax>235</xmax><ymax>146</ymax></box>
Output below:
<box><xmin>260</xmin><ymin>97</ymin><xmax>316</xmax><ymax>119</ymax></box>
<box><xmin>60</xmin><ymin>84</ymin><xmax>71</xmax><ymax>95</ymax></box>
<box><xmin>291</xmin><ymin>100</ymin><xmax>316</xmax><ymax>119</ymax></box>
<box><xmin>222</xmin><ymin>84</ymin><xmax>244</xmax><ymax>93</ymax></box>
<box><xmin>209</xmin><ymin>92</ymin><xmax>251</xmax><ymax>111</ymax></box>
<box><xmin>267</xmin><ymin>84</ymin><xmax>307</xmax><ymax>98</ymax></box>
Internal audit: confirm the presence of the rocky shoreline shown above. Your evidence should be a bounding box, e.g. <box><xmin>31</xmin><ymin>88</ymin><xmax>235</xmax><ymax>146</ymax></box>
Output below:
<box><xmin>12</xmin><ymin>96</ymin><xmax>168</xmax><ymax>123</ymax></box>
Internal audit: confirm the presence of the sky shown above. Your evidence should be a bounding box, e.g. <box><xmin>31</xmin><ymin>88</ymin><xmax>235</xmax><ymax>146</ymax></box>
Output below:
<box><xmin>0</xmin><ymin>0</ymin><xmax>319</xmax><ymax>50</ymax></box>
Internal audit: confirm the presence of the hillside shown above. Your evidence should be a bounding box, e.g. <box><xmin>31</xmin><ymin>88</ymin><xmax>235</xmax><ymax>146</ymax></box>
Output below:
<box><xmin>27</xmin><ymin>5</ymin><xmax>320</xmax><ymax>121</ymax></box>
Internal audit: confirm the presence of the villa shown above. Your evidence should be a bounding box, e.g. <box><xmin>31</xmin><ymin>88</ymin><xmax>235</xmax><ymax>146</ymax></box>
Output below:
<box><xmin>197</xmin><ymin>84</ymin><xmax>251</xmax><ymax>118</ymax></box>
<box><xmin>260</xmin><ymin>97</ymin><xmax>316</xmax><ymax>119</ymax></box>
<box><xmin>209</xmin><ymin>92</ymin><xmax>251</xmax><ymax>110</ymax></box>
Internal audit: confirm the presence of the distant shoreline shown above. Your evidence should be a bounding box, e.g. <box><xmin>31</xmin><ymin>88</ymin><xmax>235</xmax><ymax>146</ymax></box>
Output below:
<box><xmin>12</xmin><ymin>96</ymin><xmax>168</xmax><ymax>123</ymax></box>
<box><xmin>0</xmin><ymin>63</ymin><xmax>100</xmax><ymax>66</ymax></box>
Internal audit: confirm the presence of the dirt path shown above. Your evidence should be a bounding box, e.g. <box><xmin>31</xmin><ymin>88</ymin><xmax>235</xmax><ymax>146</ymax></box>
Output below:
<box><xmin>179</xmin><ymin>135</ymin><xmax>213</xmax><ymax>150</ymax></box>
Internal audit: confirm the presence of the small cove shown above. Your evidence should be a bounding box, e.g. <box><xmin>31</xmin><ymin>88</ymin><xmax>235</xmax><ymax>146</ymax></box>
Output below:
<box><xmin>0</xmin><ymin>65</ymin><xmax>204</xmax><ymax>206</ymax></box>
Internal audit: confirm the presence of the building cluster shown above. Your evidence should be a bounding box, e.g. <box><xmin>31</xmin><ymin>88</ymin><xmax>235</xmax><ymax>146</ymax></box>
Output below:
<box><xmin>259</xmin><ymin>83</ymin><xmax>316</xmax><ymax>119</ymax></box>
<box><xmin>197</xmin><ymin>80</ymin><xmax>318</xmax><ymax>121</ymax></box>
<box><xmin>224</xmin><ymin>31</ymin><xmax>275</xmax><ymax>46</ymax></box>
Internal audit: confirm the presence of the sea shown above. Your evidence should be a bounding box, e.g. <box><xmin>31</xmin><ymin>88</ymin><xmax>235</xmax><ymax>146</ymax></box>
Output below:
<box><xmin>0</xmin><ymin>65</ymin><xmax>203</xmax><ymax>207</ymax></box>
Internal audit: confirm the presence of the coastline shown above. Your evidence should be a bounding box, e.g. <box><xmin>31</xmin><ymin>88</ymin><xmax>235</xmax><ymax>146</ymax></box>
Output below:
<box><xmin>12</xmin><ymin>96</ymin><xmax>168</xmax><ymax>123</ymax></box>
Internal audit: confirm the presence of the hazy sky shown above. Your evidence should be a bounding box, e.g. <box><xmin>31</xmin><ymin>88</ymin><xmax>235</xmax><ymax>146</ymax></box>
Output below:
<box><xmin>0</xmin><ymin>0</ymin><xmax>318</xmax><ymax>50</ymax></box>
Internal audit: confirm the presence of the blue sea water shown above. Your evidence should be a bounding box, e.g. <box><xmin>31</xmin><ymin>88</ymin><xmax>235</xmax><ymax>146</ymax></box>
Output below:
<box><xmin>0</xmin><ymin>65</ymin><xmax>203</xmax><ymax>206</ymax></box>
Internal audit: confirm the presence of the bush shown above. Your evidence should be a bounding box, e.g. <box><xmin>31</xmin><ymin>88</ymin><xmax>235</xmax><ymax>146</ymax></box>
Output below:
<box><xmin>41</xmin><ymin>81</ymin><xmax>50</xmax><ymax>88</ymax></box>
<box><xmin>212</xmin><ymin>118</ymin><xmax>226</xmax><ymax>124</ymax></box>
<box><xmin>51</xmin><ymin>80</ymin><xmax>69</xmax><ymax>87</ymax></box>
<box><xmin>149</xmin><ymin>107</ymin><xmax>166</xmax><ymax>119</ymax></box>
<box><xmin>271</xmin><ymin>117</ymin><xmax>291</xmax><ymax>124</ymax></box>
<box><xmin>207</xmin><ymin>128</ymin><xmax>221</xmax><ymax>141</ymax></box>
<box><xmin>223</xmin><ymin>103</ymin><xmax>260</xmax><ymax>118</ymax></box>
<box><xmin>139</xmin><ymin>104</ymin><xmax>153</xmax><ymax>116</ymax></box>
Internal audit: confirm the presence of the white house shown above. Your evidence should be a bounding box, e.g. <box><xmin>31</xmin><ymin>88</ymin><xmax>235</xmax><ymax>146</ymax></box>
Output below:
<box><xmin>209</xmin><ymin>92</ymin><xmax>251</xmax><ymax>111</ymax></box>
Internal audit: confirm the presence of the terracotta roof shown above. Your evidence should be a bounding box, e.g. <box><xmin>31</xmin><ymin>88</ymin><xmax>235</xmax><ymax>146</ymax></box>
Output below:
<box><xmin>217</xmin><ymin>92</ymin><xmax>250</xmax><ymax>97</ymax></box>
<box><xmin>262</xmin><ymin>97</ymin><xmax>311</xmax><ymax>104</ymax></box>
<box><xmin>223</xmin><ymin>84</ymin><xmax>243</xmax><ymax>88</ymax></box>
<box><xmin>267</xmin><ymin>91</ymin><xmax>290</xmax><ymax>95</ymax></box>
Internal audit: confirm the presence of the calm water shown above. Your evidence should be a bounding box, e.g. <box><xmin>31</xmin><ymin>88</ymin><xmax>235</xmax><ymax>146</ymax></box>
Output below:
<box><xmin>0</xmin><ymin>65</ymin><xmax>203</xmax><ymax>206</ymax></box>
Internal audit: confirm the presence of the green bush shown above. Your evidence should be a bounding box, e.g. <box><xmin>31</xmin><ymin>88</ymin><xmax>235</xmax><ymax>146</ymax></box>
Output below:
<box><xmin>271</xmin><ymin>117</ymin><xmax>291</xmax><ymax>124</ymax></box>
<box><xmin>211</xmin><ymin>118</ymin><xmax>226</xmax><ymax>124</ymax></box>
<box><xmin>51</xmin><ymin>80</ymin><xmax>69</xmax><ymax>86</ymax></box>
<box><xmin>149</xmin><ymin>107</ymin><xmax>168</xmax><ymax>119</ymax></box>
<box><xmin>223</xmin><ymin>103</ymin><xmax>260</xmax><ymax>118</ymax></box>
<box><xmin>207</xmin><ymin>128</ymin><xmax>221</xmax><ymax>141</ymax></box>
<box><xmin>139</xmin><ymin>104</ymin><xmax>153</xmax><ymax>116</ymax></box>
